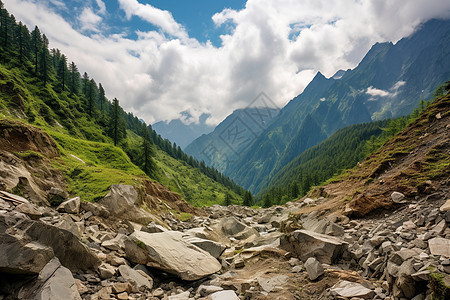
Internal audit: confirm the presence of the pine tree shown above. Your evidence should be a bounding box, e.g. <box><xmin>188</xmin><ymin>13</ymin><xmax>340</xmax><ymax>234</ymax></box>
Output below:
<box><xmin>109</xmin><ymin>98</ymin><xmax>126</xmax><ymax>146</ymax></box>
<box><xmin>30</xmin><ymin>26</ymin><xmax>41</xmax><ymax>75</ymax></box>
<box><xmin>224</xmin><ymin>193</ymin><xmax>232</xmax><ymax>206</ymax></box>
<box><xmin>98</xmin><ymin>83</ymin><xmax>105</xmax><ymax>113</ymax></box>
<box><xmin>40</xmin><ymin>34</ymin><xmax>50</xmax><ymax>85</ymax></box>
<box><xmin>262</xmin><ymin>194</ymin><xmax>272</xmax><ymax>208</ymax></box>
<box><xmin>82</xmin><ymin>72</ymin><xmax>89</xmax><ymax>96</ymax></box>
<box><xmin>57</xmin><ymin>54</ymin><xmax>67</xmax><ymax>91</ymax></box>
<box><xmin>242</xmin><ymin>191</ymin><xmax>254</xmax><ymax>207</ymax></box>
<box><xmin>88</xmin><ymin>78</ymin><xmax>95</xmax><ymax>116</ymax></box>
<box><xmin>68</xmin><ymin>62</ymin><xmax>78</xmax><ymax>95</ymax></box>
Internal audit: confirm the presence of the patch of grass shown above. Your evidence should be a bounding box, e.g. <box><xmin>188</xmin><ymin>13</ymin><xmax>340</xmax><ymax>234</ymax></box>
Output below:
<box><xmin>50</xmin><ymin>132</ymin><xmax>146</xmax><ymax>202</ymax></box>
<box><xmin>14</xmin><ymin>150</ymin><xmax>44</xmax><ymax>160</ymax></box>
<box><xmin>430</xmin><ymin>271</ymin><xmax>450</xmax><ymax>300</ymax></box>
<box><xmin>176</xmin><ymin>212</ymin><xmax>193</xmax><ymax>222</ymax></box>
<box><xmin>136</xmin><ymin>240</ymin><xmax>146</xmax><ymax>250</ymax></box>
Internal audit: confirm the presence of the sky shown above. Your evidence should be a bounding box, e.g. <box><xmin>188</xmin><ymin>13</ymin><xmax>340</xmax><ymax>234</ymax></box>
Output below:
<box><xmin>3</xmin><ymin>0</ymin><xmax>450</xmax><ymax>126</ymax></box>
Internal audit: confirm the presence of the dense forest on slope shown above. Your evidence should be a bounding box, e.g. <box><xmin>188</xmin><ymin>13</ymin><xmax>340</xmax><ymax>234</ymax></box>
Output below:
<box><xmin>207</xmin><ymin>19</ymin><xmax>450</xmax><ymax>194</ymax></box>
<box><xmin>257</xmin><ymin>93</ymin><xmax>441</xmax><ymax>206</ymax></box>
<box><xmin>0</xmin><ymin>1</ymin><xmax>244</xmax><ymax>205</ymax></box>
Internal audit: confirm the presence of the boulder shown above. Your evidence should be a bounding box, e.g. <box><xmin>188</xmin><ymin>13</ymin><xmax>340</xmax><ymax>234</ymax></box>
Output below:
<box><xmin>118</xmin><ymin>265</ymin><xmax>153</xmax><ymax>290</ymax></box>
<box><xmin>80</xmin><ymin>201</ymin><xmax>110</xmax><ymax>218</ymax></box>
<box><xmin>102</xmin><ymin>233</ymin><xmax>127</xmax><ymax>251</ymax></box>
<box><xmin>99</xmin><ymin>184</ymin><xmax>153</xmax><ymax>224</ymax></box>
<box><xmin>57</xmin><ymin>197</ymin><xmax>80</xmax><ymax>214</ymax></box>
<box><xmin>198</xmin><ymin>285</ymin><xmax>223</xmax><ymax>297</ymax></box>
<box><xmin>285</xmin><ymin>230</ymin><xmax>349</xmax><ymax>264</ymax></box>
<box><xmin>331</xmin><ymin>280</ymin><xmax>374</xmax><ymax>299</ymax></box>
<box><xmin>14</xmin><ymin>203</ymin><xmax>43</xmax><ymax>220</ymax></box>
<box><xmin>218</xmin><ymin>217</ymin><xmax>259</xmax><ymax>240</ymax></box>
<box><xmin>429</xmin><ymin>237</ymin><xmax>450</xmax><ymax>257</ymax></box>
<box><xmin>99</xmin><ymin>263</ymin><xmax>116</xmax><ymax>279</ymax></box>
<box><xmin>0</xmin><ymin>234</ymin><xmax>54</xmax><ymax>274</ymax></box>
<box><xmin>304</xmin><ymin>257</ymin><xmax>324</xmax><ymax>280</ymax></box>
<box><xmin>18</xmin><ymin>258</ymin><xmax>81</xmax><ymax>300</ymax></box>
<box><xmin>129</xmin><ymin>231</ymin><xmax>221</xmax><ymax>281</ymax></box>
<box><xmin>1</xmin><ymin>211</ymin><xmax>100</xmax><ymax>272</ymax></box>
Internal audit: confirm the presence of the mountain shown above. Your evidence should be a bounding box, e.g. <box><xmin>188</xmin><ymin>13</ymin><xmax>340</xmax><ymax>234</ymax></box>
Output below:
<box><xmin>188</xmin><ymin>18</ymin><xmax>450</xmax><ymax>193</ymax></box>
<box><xmin>184</xmin><ymin>107</ymin><xmax>280</xmax><ymax>172</ymax></box>
<box><xmin>152</xmin><ymin>112</ymin><xmax>214</xmax><ymax>149</ymax></box>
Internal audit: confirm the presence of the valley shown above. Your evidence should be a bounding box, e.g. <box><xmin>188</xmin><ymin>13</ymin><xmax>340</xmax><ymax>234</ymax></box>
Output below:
<box><xmin>0</xmin><ymin>1</ymin><xmax>449</xmax><ymax>300</ymax></box>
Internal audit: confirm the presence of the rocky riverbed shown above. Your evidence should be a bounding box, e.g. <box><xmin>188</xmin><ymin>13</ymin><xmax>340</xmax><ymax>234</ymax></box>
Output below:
<box><xmin>0</xmin><ymin>183</ymin><xmax>449</xmax><ymax>300</ymax></box>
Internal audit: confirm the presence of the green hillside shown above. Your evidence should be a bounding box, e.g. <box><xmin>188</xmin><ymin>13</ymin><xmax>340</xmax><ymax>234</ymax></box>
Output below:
<box><xmin>0</xmin><ymin>6</ymin><xmax>243</xmax><ymax>206</ymax></box>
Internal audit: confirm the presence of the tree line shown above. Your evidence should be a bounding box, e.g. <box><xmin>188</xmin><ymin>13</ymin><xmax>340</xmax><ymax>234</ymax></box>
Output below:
<box><xmin>0</xmin><ymin>1</ymin><xmax>245</xmax><ymax>196</ymax></box>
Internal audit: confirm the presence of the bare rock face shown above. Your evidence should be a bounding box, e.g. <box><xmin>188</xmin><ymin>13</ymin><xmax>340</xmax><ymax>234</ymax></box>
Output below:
<box><xmin>127</xmin><ymin>231</ymin><xmax>221</xmax><ymax>281</ymax></box>
<box><xmin>283</xmin><ymin>229</ymin><xmax>349</xmax><ymax>264</ymax></box>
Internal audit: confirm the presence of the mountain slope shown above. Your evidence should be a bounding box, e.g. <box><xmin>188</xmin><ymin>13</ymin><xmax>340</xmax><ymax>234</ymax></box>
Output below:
<box><xmin>299</xmin><ymin>89</ymin><xmax>450</xmax><ymax>217</ymax></box>
<box><xmin>185</xmin><ymin>107</ymin><xmax>280</xmax><ymax>172</ymax></box>
<box><xmin>0</xmin><ymin>10</ymin><xmax>243</xmax><ymax>208</ymax></box>
<box><xmin>224</xmin><ymin>18</ymin><xmax>450</xmax><ymax>193</ymax></box>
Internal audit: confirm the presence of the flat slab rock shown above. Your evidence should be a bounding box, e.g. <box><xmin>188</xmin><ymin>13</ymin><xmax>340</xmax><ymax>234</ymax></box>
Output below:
<box><xmin>331</xmin><ymin>280</ymin><xmax>374</xmax><ymax>299</ymax></box>
<box><xmin>428</xmin><ymin>237</ymin><xmax>450</xmax><ymax>257</ymax></box>
<box><xmin>289</xmin><ymin>229</ymin><xmax>348</xmax><ymax>264</ymax></box>
<box><xmin>131</xmin><ymin>231</ymin><xmax>221</xmax><ymax>281</ymax></box>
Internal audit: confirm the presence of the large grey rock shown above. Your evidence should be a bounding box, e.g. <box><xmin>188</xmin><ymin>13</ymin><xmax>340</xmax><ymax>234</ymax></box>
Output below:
<box><xmin>304</xmin><ymin>257</ymin><xmax>324</xmax><ymax>280</ymax></box>
<box><xmin>99</xmin><ymin>184</ymin><xmax>153</xmax><ymax>224</ymax></box>
<box><xmin>331</xmin><ymin>280</ymin><xmax>374</xmax><ymax>299</ymax></box>
<box><xmin>102</xmin><ymin>233</ymin><xmax>127</xmax><ymax>251</ymax></box>
<box><xmin>118</xmin><ymin>265</ymin><xmax>153</xmax><ymax>290</ymax></box>
<box><xmin>301</xmin><ymin>215</ymin><xmax>344</xmax><ymax>236</ymax></box>
<box><xmin>129</xmin><ymin>231</ymin><xmax>221</xmax><ymax>280</ymax></box>
<box><xmin>208</xmin><ymin>290</ymin><xmax>239</xmax><ymax>300</ymax></box>
<box><xmin>57</xmin><ymin>197</ymin><xmax>80</xmax><ymax>214</ymax></box>
<box><xmin>183</xmin><ymin>236</ymin><xmax>226</xmax><ymax>258</ymax></box>
<box><xmin>19</xmin><ymin>258</ymin><xmax>81</xmax><ymax>300</ymax></box>
<box><xmin>218</xmin><ymin>216</ymin><xmax>259</xmax><ymax>240</ymax></box>
<box><xmin>80</xmin><ymin>201</ymin><xmax>110</xmax><ymax>218</ymax></box>
<box><xmin>0</xmin><ymin>211</ymin><xmax>100</xmax><ymax>272</ymax></box>
<box><xmin>428</xmin><ymin>237</ymin><xmax>450</xmax><ymax>257</ymax></box>
<box><xmin>0</xmin><ymin>234</ymin><xmax>54</xmax><ymax>274</ymax></box>
<box><xmin>286</xmin><ymin>230</ymin><xmax>349</xmax><ymax>264</ymax></box>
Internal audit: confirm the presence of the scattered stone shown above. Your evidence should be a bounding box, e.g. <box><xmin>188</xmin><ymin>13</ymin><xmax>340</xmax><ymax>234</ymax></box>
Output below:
<box><xmin>331</xmin><ymin>280</ymin><xmax>375</xmax><ymax>299</ymax></box>
<box><xmin>257</xmin><ymin>275</ymin><xmax>289</xmax><ymax>292</ymax></box>
<box><xmin>198</xmin><ymin>285</ymin><xmax>223</xmax><ymax>297</ymax></box>
<box><xmin>208</xmin><ymin>290</ymin><xmax>239</xmax><ymax>300</ymax></box>
<box><xmin>57</xmin><ymin>197</ymin><xmax>80</xmax><ymax>214</ymax></box>
<box><xmin>304</xmin><ymin>257</ymin><xmax>324</xmax><ymax>280</ymax></box>
<box><xmin>118</xmin><ymin>265</ymin><xmax>153</xmax><ymax>290</ymax></box>
<box><xmin>141</xmin><ymin>222</ymin><xmax>167</xmax><ymax>233</ymax></box>
<box><xmin>284</xmin><ymin>229</ymin><xmax>349</xmax><ymax>264</ymax></box>
<box><xmin>391</xmin><ymin>192</ymin><xmax>407</xmax><ymax>204</ymax></box>
<box><xmin>440</xmin><ymin>199</ymin><xmax>450</xmax><ymax>212</ymax></box>
<box><xmin>98</xmin><ymin>263</ymin><xmax>115</xmax><ymax>279</ymax></box>
<box><xmin>428</xmin><ymin>237</ymin><xmax>450</xmax><ymax>257</ymax></box>
<box><xmin>234</xmin><ymin>258</ymin><xmax>245</xmax><ymax>268</ymax></box>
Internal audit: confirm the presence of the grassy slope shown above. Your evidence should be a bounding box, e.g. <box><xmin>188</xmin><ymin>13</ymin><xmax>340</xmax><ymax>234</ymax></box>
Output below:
<box><xmin>0</xmin><ymin>64</ymin><xmax>240</xmax><ymax>206</ymax></box>
<box><xmin>127</xmin><ymin>131</ymin><xmax>242</xmax><ymax>206</ymax></box>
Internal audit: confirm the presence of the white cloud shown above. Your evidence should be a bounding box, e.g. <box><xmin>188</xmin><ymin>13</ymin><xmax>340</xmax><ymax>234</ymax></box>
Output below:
<box><xmin>118</xmin><ymin>0</ymin><xmax>187</xmax><ymax>39</ymax></box>
<box><xmin>366</xmin><ymin>80</ymin><xmax>407</xmax><ymax>100</ymax></box>
<box><xmin>79</xmin><ymin>7</ymin><xmax>102</xmax><ymax>32</ymax></box>
<box><xmin>3</xmin><ymin>0</ymin><xmax>450</xmax><ymax>126</ymax></box>
<box><xmin>95</xmin><ymin>0</ymin><xmax>106</xmax><ymax>15</ymax></box>
<box><xmin>367</xmin><ymin>86</ymin><xmax>391</xmax><ymax>98</ymax></box>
